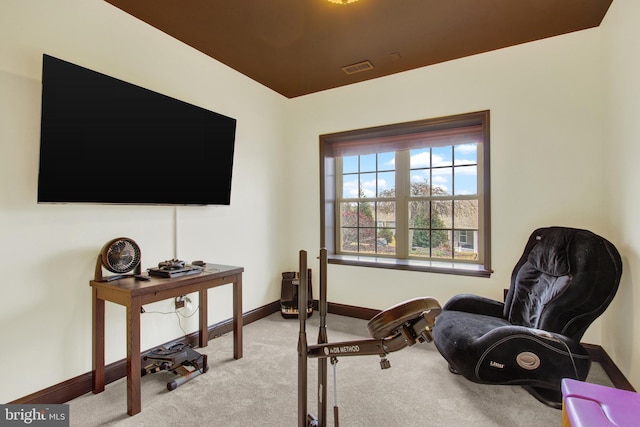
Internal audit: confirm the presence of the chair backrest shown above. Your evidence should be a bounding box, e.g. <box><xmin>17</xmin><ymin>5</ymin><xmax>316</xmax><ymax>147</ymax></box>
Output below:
<box><xmin>503</xmin><ymin>227</ymin><xmax>622</xmax><ymax>340</ymax></box>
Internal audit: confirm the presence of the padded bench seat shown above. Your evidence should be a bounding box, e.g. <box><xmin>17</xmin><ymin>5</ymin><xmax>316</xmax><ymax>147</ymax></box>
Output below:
<box><xmin>562</xmin><ymin>378</ymin><xmax>640</xmax><ymax>427</ymax></box>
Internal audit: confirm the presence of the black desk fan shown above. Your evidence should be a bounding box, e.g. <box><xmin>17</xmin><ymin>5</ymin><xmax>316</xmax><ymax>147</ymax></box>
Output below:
<box><xmin>94</xmin><ymin>237</ymin><xmax>142</xmax><ymax>282</ymax></box>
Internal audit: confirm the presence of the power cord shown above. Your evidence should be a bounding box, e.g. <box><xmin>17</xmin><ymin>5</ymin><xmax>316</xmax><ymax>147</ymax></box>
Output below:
<box><xmin>174</xmin><ymin>299</ymin><xmax>199</xmax><ymax>336</ymax></box>
<box><xmin>141</xmin><ymin>299</ymin><xmax>200</xmax><ymax>337</ymax></box>
<box><xmin>538</xmin><ymin>330</ymin><xmax>580</xmax><ymax>380</ymax></box>
<box><xmin>558</xmin><ymin>338</ymin><xmax>579</xmax><ymax>380</ymax></box>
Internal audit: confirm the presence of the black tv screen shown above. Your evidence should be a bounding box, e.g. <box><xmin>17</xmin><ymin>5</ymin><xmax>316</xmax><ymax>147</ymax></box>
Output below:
<box><xmin>38</xmin><ymin>54</ymin><xmax>236</xmax><ymax>205</ymax></box>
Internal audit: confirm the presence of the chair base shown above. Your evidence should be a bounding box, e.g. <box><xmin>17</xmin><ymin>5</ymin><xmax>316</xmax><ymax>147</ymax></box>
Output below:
<box><xmin>446</xmin><ymin>365</ymin><xmax>563</xmax><ymax>409</ymax></box>
<box><xmin>523</xmin><ymin>385</ymin><xmax>562</xmax><ymax>409</ymax></box>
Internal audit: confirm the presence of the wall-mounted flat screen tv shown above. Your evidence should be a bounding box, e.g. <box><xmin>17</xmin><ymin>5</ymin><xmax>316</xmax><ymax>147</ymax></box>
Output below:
<box><xmin>38</xmin><ymin>54</ymin><xmax>237</xmax><ymax>205</ymax></box>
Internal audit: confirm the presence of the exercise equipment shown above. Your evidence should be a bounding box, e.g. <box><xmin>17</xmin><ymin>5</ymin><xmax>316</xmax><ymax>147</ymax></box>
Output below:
<box><xmin>141</xmin><ymin>343</ymin><xmax>208</xmax><ymax>391</ymax></box>
<box><xmin>297</xmin><ymin>249</ymin><xmax>441</xmax><ymax>427</ymax></box>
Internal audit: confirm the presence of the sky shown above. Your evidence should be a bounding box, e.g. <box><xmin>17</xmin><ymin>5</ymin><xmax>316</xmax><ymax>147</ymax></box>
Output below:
<box><xmin>341</xmin><ymin>143</ymin><xmax>478</xmax><ymax>198</ymax></box>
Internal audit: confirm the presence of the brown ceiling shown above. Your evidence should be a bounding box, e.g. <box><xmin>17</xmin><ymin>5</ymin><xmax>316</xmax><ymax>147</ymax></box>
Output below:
<box><xmin>104</xmin><ymin>0</ymin><xmax>612</xmax><ymax>99</ymax></box>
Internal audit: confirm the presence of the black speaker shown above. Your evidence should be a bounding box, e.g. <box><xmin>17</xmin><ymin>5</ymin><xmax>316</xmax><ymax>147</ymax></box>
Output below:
<box><xmin>280</xmin><ymin>269</ymin><xmax>313</xmax><ymax>318</ymax></box>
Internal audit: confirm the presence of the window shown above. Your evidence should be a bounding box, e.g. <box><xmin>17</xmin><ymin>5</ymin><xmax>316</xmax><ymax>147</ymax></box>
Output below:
<box><xmin>320</xmin><ymin>111</ymin><xmax>491</xmax><ymax>277</ymax></box>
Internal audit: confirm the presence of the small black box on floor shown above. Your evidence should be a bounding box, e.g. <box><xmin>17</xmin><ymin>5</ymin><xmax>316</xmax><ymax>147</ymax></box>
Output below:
<box><xmin>280</xmin><ymin>269</ymin><xmax>313</xmax><ymax>318</ymax></box>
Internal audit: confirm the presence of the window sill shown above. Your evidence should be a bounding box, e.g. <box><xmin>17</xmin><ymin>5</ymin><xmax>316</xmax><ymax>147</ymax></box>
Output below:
<box><xmin>328</xmin><ymin>254</ymin><xmax>493</xmax><ymax>278</ymax></box>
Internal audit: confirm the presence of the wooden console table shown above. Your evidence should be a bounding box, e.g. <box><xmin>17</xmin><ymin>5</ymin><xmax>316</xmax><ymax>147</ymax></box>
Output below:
<box><xmin>90</xmin><ymin>264</ymin><xmax>243</xmax><ymax>416</ymax></box>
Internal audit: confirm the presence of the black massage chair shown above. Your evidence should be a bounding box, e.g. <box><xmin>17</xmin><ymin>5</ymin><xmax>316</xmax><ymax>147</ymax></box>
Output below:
<box><xmin>432</xmin><ymin>227</ymin><xmax>622</xmax><ymax>408</ymax></box>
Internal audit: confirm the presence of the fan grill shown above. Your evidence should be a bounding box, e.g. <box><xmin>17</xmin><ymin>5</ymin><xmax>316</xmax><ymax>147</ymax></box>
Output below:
<box><xmin>101</xmin><ymin>238</ymin><xmax>141</xmax><ymax>274</ymax></box>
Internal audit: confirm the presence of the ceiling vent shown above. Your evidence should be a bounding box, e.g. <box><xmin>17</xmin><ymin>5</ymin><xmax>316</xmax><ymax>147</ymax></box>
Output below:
<box><xmin>342</xmin><ymin>60</ymin><xmax>374</xmax><ymax>75</ymax></box>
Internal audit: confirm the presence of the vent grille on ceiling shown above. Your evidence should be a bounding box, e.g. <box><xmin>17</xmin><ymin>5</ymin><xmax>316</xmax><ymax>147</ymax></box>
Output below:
<box><xmin>342</xmin><ymin>60</ymin><xmax>374</xmax><ymax>75</ymax></box>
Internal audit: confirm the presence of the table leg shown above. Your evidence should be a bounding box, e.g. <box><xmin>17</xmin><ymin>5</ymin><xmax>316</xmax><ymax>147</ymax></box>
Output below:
<box><xmin>233</xmin><ymin>274</ymin><xmax>243</xmax><ymax>359</ymax></box>
<box><xmin>126</xmin><ymin>298</ymin><xmax>142</xmax><ymax>416</ymax></box>
<box><xmin>199</xmin><ymin>289</ymin><xmax>208</xmax><ymax>348</ymax></box>
<box><xmin>92</xmin><ymin>289</ymin><xmax>105</xmax><ymax>393</ymax></box>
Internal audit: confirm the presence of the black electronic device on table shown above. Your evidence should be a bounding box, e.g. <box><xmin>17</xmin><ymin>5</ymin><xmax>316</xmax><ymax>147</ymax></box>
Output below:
<box><xmin>141</xmin><ymin>343</ymin><xmax>208</xmax><ymax>391</ymax></box>
<box><xmin>147</xmin><ymin>259</ymin><xmax>203</xmax><ymax>278</ymax></box>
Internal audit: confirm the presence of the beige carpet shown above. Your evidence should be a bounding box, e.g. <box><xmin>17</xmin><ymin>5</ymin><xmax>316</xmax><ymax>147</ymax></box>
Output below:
<box><xmin>68</xmin><ymin>312</ymin><xmax>613</xmax><ymax>426</ymax></box>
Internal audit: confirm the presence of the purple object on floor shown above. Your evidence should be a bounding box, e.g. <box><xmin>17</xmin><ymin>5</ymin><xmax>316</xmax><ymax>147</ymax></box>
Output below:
<box><xmin>562</xmin><ymin>378</ymin><xmax>640</xmax><ymax>427</ymax></box>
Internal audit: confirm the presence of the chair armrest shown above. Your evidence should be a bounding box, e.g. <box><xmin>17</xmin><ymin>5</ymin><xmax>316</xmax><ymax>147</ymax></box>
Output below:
<box><xmin>443</xmin><ymin>294</ymin><xmax>505</xmax><ymax>318</ymax></box>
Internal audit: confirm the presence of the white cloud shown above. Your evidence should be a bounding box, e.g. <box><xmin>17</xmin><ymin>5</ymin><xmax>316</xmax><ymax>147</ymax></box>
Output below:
<box><xmin>432</xmin><ymin>154</ymin><xmax>450</xmax><ymax>167</ymax></box>
<box><xmin>344</xmin><ymin>176</ymin><xmax>392</xmax><ymax>198</ymax></box>
<box><xmin>455</xmin><ymin>165</ymin><xmax>477</xmax><ymax>174</ymax></box>
<box><xmin>343</xmin><ymin>181</ymin><xmax>359</xmax><ymax>198</ymax></box>
<box><xmin>410</xmin><ymin>152</ymin><xmax>430</xmax><ymax>168</ymax></box>
<box><xmin>361</xmin><ymin>178</ymin><xmax>390</xmax><ymax>197</ymax></box>
<box><xmin>411</xmin><ymin>171</ymin><xmax>429</xmax><ymax>184</ymax></box>
<box><xmin>456</xmin><ymin>143</ymin><xmax>477</xmax><ymax>153</ymax></box>
<box><xmin>432</xmin><ymin>175</ymin><xmax>449</xmax><ymax>193</ymax></box>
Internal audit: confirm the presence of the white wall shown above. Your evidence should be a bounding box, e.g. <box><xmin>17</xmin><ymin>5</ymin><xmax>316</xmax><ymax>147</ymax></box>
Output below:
<box><xmin>601</xmin><ymin>0</ymin><xmax>640</xmax><ymax>390</ymax></box>
<box><xmin>285</xmin><ymin>29</ymin><xmax>607</xmax><ymax>321</ymax></box>
<box><xmin>284</xmin><ymin>1</ymin><xmax>640</xmax><ymax>391</ymax></box>
<box><xmin>2</xmin><ymin>0</ymin><xmax>638</xmax><ymax>404</ymax></box>
<box><xmin>0</xmin><ymin>0</ymin><xmax>287</xmax><ymax>403</ymax></box>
